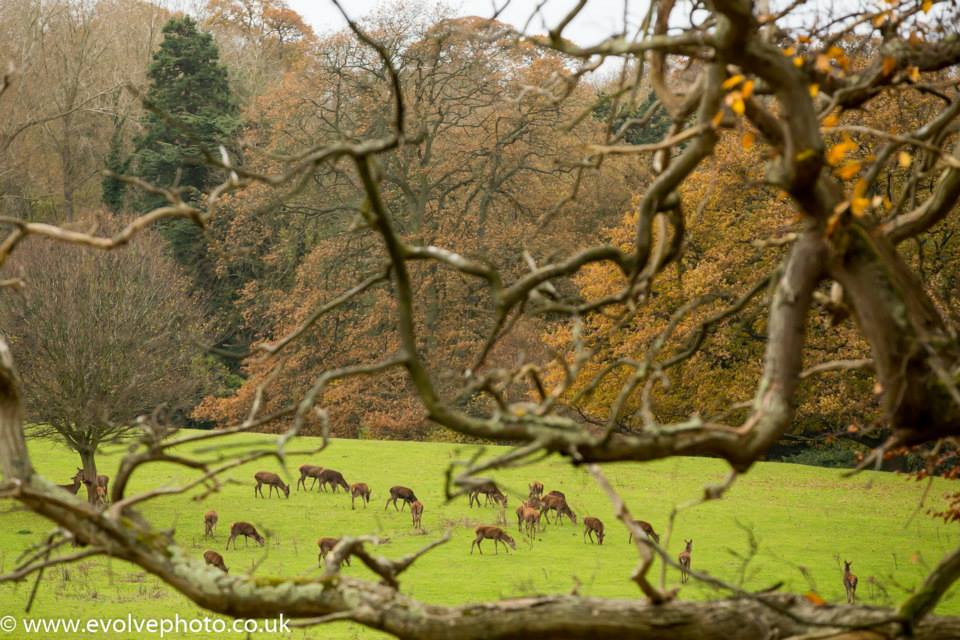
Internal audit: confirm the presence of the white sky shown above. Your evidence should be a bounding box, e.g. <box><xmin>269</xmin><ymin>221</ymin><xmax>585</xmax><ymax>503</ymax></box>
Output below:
<box><xmin>286</xmin><ymin>0</ymin><xmax>649</xmax><ymax>45</ymax></box>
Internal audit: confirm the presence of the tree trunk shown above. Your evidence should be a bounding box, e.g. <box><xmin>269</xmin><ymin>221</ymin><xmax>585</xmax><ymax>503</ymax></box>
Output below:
<box><xmin>78</xmin><ymin>446</ymin><xmax>98</xmax><ymax>505</ymax></box>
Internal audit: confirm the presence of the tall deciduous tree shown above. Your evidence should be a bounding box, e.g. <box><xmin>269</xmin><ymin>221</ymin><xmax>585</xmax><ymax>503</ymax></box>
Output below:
<box><xmin>0</xmin><ymin>216</ymin><xmax>212</xmax><ymax>502</ymax></box>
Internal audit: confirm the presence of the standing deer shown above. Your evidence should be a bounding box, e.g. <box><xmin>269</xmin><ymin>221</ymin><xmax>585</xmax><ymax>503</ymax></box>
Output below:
<box><xmin>528</xmin><ymin>481</ymin><xmax>544</xmax><ymax>499</ymax></box>
<box><xmin>843</xmin><ymin>560</ymin><xmax>858</xmax><ymax>604</ymax></box>
<box><xmin>226</xmin><ymin>522</ymin><xmax>265</xmax><ymax>549</ymax></box>
<box><xmin>410</xmin><ymin>500</ymin><xmax>424</xmax><ymax>530</ymax></box>
<box><xmin>350</xmin><ymin>483</ymin><xmax>371</xmax><ymax>509</ymax></box>
<box><xmin>254</xmin><ymin>471</ymin><xmax>290</xmax><ymax>498</ymax></box>
<box><xmin>317</xmin><ymin>537</ymin><xmax>350</xmax><ymax>567</ymax></box>
<box><xmin>385</xmin><ymin>486</ymin><xmax>417</xmax><ymax>511</ymax></box>
<box><xmin>75</xmin><ymin>468</ymin><xmax>109</xmax><ymax>500</ymax></box>
<box><xmin>317</xmin><ymin>469</ymin><xmax>349</xmax><ymax>493</ymax></box>
<box><xmin>541</xmin><ymin>494</ymin><xmax>577</xmax><ymax>525</ymax></box>
<box><xmin>520</xmin><ymin>507</ymin><xmax>541</xmax><ymax>540</ymax></box>
<box><xmin>468</xmin><ymin>482</ymin><xmax>506</xmax><ymax>508</ymax></box>
<box><xmin>628</xmin><ymin>520</ymin><xmax>661</xmax><ymax>545</ymax></box>
<box><xmin>204</xmin><ymin>510</ymin><xmax>218</xmax><ymax>538</ymax></box>
<box><xmin>203</xmin><ymin>550</ymin><xmax>228</xmax><ymax>573</ymax></box>
<box><xmin>58</xmin><ymin>471</ymin><xmax>83</xmax><ymax>495</ymax></box>
<box><xmin>297</xmin><ymin>464</ymin><xmax>323</xmax><ymax>491</ymax></box>
<box><xmin>583</xmin><ymin>517</ymin><xmax>605</xmax><ymax>544</ymax></box>
<box><xmin>679</xmin><ymin>539</ymin><xmax>693</xmax><ymax>583</ymax></box>
<box><xmin>470</xmin><ymin>526</ymin><xmax>517</xmax><ymax>554</ymax></box>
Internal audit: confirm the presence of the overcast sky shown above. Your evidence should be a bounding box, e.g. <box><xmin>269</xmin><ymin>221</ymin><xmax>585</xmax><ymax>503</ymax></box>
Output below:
<box><xmin>286</xmin><ymin>0</ymin><xmax>648</xmax><ymax>45</ymax></box>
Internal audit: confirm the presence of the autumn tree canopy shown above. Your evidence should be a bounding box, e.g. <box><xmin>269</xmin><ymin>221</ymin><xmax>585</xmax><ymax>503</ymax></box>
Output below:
<box><xmin>3</xmin><ymin>0</ymin><xmax>960</xmax><ymax>638</ymax></box>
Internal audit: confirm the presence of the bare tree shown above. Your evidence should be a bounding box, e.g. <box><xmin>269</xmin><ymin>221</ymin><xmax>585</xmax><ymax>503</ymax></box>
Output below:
<box><xmin>0</xmin><ymin>215</ymin><xmax>212</xmax><ymax>502</ymax></box>
<box><xmin>3</xmin><ymin>0</ymin><xmax>960</xmax><ymax>638</ymax></box>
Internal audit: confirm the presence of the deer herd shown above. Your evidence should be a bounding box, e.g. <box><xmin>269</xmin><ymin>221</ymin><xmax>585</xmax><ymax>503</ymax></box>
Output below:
<box><xmin>57</xmin><ymin>463</ymin><xmax>858</xmax><ymax>602</ymax></box>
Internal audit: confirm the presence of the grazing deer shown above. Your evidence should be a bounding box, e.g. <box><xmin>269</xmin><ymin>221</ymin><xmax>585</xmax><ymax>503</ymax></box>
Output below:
<box><xmin>843</xmin><ymin>560</ymin><xmax>858</xmax><ymax>604</ymax></box>
<box><xmin>204</xmin><ymin>510</ymin><xmax>218</xmax><ymax>538</ymax></box>
<box><xmin>317</xmin><ymin>468</ymin><xmax>349</xmax><ymax>493</ymax></box>
<box><xmin>628</xmin><ymin>520</ymin><xmax>661</xmax><ymax>545</ymax></box>
<box><xmin>254</xmin><ymin>471</ymin><xmax>290</xmax><ymax>498</ymax></box>
<box><xmin>470</xmin><ymin>526</ymin><xmax>517</xmax><ymax>554</ymax></box>
<box><xmin>583</xmin><ymin>517</ymin><xmax>605</xmax><ymax>544</ymax></box>
<box><xmin>679</xmin><ymin>539</ymin><xmax>693</xmax><ymax>583</ymax></box>
<box><xmin>317</xmin><ymin>537</ymin><xmax>350</xmax><ymax>567</ymax></box>
<box><xmin>546</xmin><ymin>490</ymin><xmax>566</xmax><ymax>500</ymax></box>
<box><xmin>520</xmin><ymin>507</ymin><xmax>541</xmax><ymax>539</ymax></box>
<box><xmin>226</xmin><ymin>522</ymin><xmax>264</xmax><ymax>549</ymax></box>
<box><xmin>203</xmin><ymin>550</ymin><xmax>229</xmax><ymax>573</ymax></box>
<box><xmin>297</xmin><ymin>464</ymin><xmax>323</xmax><ymax>491</ymax></box>
<box><xmin>468</xmin><ymin>482</ymin><xmax>507</xmax><ymax>508</ymax></box>
<box><xmin>541</xmin><ymin>494</ymin><xmax>577</xmax><ymax>525</ymax></box>
<box><xmin>410</xmin><ymin>500</ymin><xmax>424</xmax><ymax>530</ymax></box>
<box><xmin>528</xmin><ymin>481</ymin><xmax>544</xmax><ymax>499</ymax></box>
<box><xmin>350</xmin><ymin>483</ymin><xmax>371</xmax><ymax>509</ymax></box>
<box><xmin>385</xmin><ymin>486</ymin><xmax>418</xmax><ymax>511</ymax></box>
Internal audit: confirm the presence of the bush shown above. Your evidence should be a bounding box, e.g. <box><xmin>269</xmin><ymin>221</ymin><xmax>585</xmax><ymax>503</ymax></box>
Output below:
<box><xmin>781</xmin><ymin>447</ymin><xmax>857</xmax><ymax>469</ymax></box>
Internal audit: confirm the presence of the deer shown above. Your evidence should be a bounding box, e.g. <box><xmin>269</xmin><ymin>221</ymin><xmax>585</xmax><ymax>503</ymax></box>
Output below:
<box><xmin>58</xmin><ymin>471</ymin><xmax>83</xmax><ymax>495</ymax></box>
<box><xmin>410</xmin><ymin>500</ymin><xmax>424</xmax><ymax>530</ymax></box>
<box><xmin>468</xmin><ymin>481</ymin><xmax>506</xmax><ymax>508</ymax></box>
<box><xmin>317</xmin><ymin>537</ymin><xmax>350</xmax><ymax>567</ymax></box>
<box><xmin>203</xmin><ymin>550</ymin><xmax>228</xmax><ymax>573</ymax></box>
<box><xmin>297</xmin><ymin>464</ymin><xmax>323</xmax><ymax>491</ymax></box>
<box><xmin>253</xmin><ymin>471</ymin><xmax>290</xmax><ymax>499</ymax></box>
<box><xmin>470</xmin><ymin>526</ymin><xmax>517</xmax><ymax>555</ymax></box>
<box><xmin>226</xmin><ymin>522</ymin><xmax>264</xmax><ymax>549</ymax></box>
<box><xmin>317</xmin><ymin>468</ymin><xmax>349</xmax><ymax>493</ymax></box>
<box><xmin>74</xmin><ymin>468</ymin><xmax>109</xmax><ymax>498</ymax></box>
<box><xmin>204</xmin><ymin>510</ymin><xmax>218</xmax><ymax>538</ymax></box>
<box><xmin>520</xmin><ymin>506</ymin><xmax>541</xmax><ymax>539</ymax></box>
<box><xmin>541</xmin><ymin>493</ymin><xmax>577</xmax><ymax>525</ymax></box>
<box><xmin>516</xmin><ymin>498</ymin><xmax>543</xmax><ymax>531</ymax></box>
<box><xmin>583</xmin><ymin>517</ymin><xmax>605</xmax><ymax>544</ymax></box>
<box><xmin>843</xmin><ymin>560</ymin><xmax>858</xmax><ymax>604</ymax></box>
<box><xmin>94</xmin><ymin>483</ymin><xmax>108</xmax><ymax>506</ymax></box>
<box><xmin>385</xmin><ymin>486</ymin><xmax>417</xmax><ymax>511</ymax></box>
<box><xmin>546</xmin><ymin>489</ymin><xmax>566</xmax><ymax>501</ymax></box>
<box><xmin>350</xmin><ymin>483</ymin><xmax>371</xmax><ymax>509</ymax></box>
<box><xmin>679</xmin><ymin>539</ymin><xmax>693</xmax><ymax>583</ymax></box>
<box><xmin>528</xmin><ymin>481</ymin><xmax>544</xmax><ymax>499</ymax></box>
<box><xmin>628</xmin><ymin>520</ymin><xmax>661</xmax><ymax>545</ymax></box>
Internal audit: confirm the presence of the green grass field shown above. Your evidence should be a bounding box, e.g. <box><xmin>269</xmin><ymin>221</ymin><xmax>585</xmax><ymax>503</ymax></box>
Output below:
<box><xmin>1</xmin><ymin>432</ymin><xmax>958</xmax><ymax>639</ymax></box>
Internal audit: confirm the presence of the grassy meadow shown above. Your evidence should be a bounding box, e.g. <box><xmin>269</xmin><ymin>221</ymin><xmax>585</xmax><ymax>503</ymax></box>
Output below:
<box><xmin>1</xmin><ymin>432</ymin><xmax>958</xmax><ymax>639</ymax></box>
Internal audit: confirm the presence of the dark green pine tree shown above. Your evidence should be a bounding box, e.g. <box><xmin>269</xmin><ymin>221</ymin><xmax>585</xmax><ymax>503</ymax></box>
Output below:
<box><xmin>132</xmin><ymin>15</ymin><xmax>240</xmax><ymax>325</ymax></box>
<box><xmin>593</xmin><ymin>91</ymin><xmax>672</xmax><ymax>146</ymax></box>
<box><xmin>101</xmin><ymin>116</ymin><xmax>129</xmax><ymax>214</ymax></box>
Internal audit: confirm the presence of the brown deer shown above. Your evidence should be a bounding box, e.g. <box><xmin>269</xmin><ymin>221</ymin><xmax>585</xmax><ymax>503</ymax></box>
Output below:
<box><xmin>226</xmin><ymin>522</ymin><xmax>265</xmax><ymax>549</ymax></box>
<box><xmin>628</xmin><ymin>520</ymin><xmax>661</xmax><ymax>545</ymax></box>
<box><xmin>317</xmin><ymin>537</ymin><xmax>350</xmax><ymax>567</ymax></box>
<box><xmin>317</xmin><ymin>468</ymin><xmax>349</xmax><ymax>493</ymax></box>
<box><xmin>385</xmin><ymin>486</ymin><xmax>417</xmax><ymax>511</ymax></box>
<box><xmin>94</xmin><ymin>484</ymin><xmax>108</xmax><ymax>506</ymax></box>
<box><xmin>843</xmin><ymin>560</ymin><xmax>858</xmax><ymax>604</ymax></box>
<box><xmin>350</xmin><ymin>483</ymin><xmax>371</xmax><ymax>509</ymax></box>
<box><xmin>75</xmin><ymin>468</ymin><xmax>110</xmax><ymax>499</ymax></box>
<box><xmin>410</xmin><ymin>500</ymin><xmax>424</xmax><ymax>530</ymax></box>
<box><xmin>541</xmin><ymin>494</ymin><xmax>577</xmax><ymax>525</ymax></box>
<box><xmin>470</xmin><ymin>526</ymin><xmax>517</xmax><ymax>554</ymax></box>
<box><xmin>254</xmin><ymin>471</ymin><xmax>290</xmax><ymax>498</ymax></box>
<box><xmin>204</xmin><ymin>510</ymin><xmax>218</xmax><ymax>538</ymax></box>
<box><xmin>297</xmin><ymin>464</ymin><xmax>323</xmax><ymax>491</ymax></box>
<box><xmin>583</xmin><ymin>517</ymin><xmax>605</xmax><ymax>544</ymax></box>
<box><xmin>516</xmin><ymin>498</ymin><xmax>543</xmax><ymax>531</ymax></box>
<box><xmin>546</xmin><ymin>489</ymin><xmax>566</xmax><ymax>500</ymax></box>
<box><xmin>679</xmin><ymin>539</ymin><xmax>693</xmax><ymax>583</ymax></box>
<box><xmin>58</xmin><ymin>469</ymin><xmax>85</xmax><ymax>495</ymax></box>
<box><xmin>203</xmin><ymin>550</ymin><xmax>228</xmax><ymax>573</ymax></box>
<box><xmin>520</xmin><ymin>507</ymin><xmax>541</xmax><ymax>539</ymax></box>
<box><xmin>528</xmin><ymin>481</ymin><xmax>544</xmax><ymax>499</ymax></box>
<box><xmin>469</xmin><ymin>482</ymin><xmax>507</xmax><ymax>508</ymax></box>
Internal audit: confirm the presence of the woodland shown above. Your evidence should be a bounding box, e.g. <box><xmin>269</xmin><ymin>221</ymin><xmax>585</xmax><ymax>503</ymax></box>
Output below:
<box><xmin>2</xmin><ymin>0</ymin><xmax>960</xmax><ymax>637</ymax></box>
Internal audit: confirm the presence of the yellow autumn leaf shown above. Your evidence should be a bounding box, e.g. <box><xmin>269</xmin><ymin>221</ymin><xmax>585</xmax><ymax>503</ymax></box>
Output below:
<box><xmin>731</xmin><ymin>95</ymin><xmax>745</xmax><ymax>115</ymax></box>
<box><xmin>808</xmin><ymin>83</ymin><xmax>820</xmax><ymax>97</ymax></box>
<box><xmin>872</xmin><ymin>11</ymin><xmax>889</xmax><ymax>27</ymax></box>
<box><xmin>823</xmin><ymin>112</ymin><xmax>840</xmax><ymax>128</ymax></box>
<box><xmin>722</xmin><ymin>75</ymin><xmax>744</xmax><ymax>90</ymax></box>
<box><xmin>827</xmin><ymin>45</ymin><xmax>844</xmax><ymax>58</ymax></box>
<box><xmin>793</xmin><ymin>56</ymin><xmax>804</xmax><ymax>68</ymax></box>
<box><xmin>851</xmin><ymin>179</ymin><xmax>870</xmax><ymax>216</ymax></box>
<box><xmin>898</xmin><ymin>151</ymin><xmax>912</xmax><ymax>168</ymax></box>
<box><xmin>923</xmin><ymin>0</ymin><xmax>933</xmax><ymax>12</ymax></box>
<box><xmin>741</xmin><ymin>131</ymin><xmax>755</xmax><ymax>150</ymax></box>
<box><xmin>798</xmin><ymin>34</ymin><xmax>811</xmax><ymax>43</ymax></box>
<box><xmin>826</xmin><ymin>135</ymin><xmax>856</xmax><ymax>165</ymax></box>
<box><xmin>908</xmin><ymin>66</ymin><xmax>920</xmax><ymax>82</ymax></box>
<box><xmin>795</xmin><ymin>148</ymin><xmax>816</xmax><ymax>162</ymax></box>
<box><xmin>741</xmin><ymin>80</ymin><xmax>755</xmax><ymax>99</ymax></box>
<box><xmin>815</xmin><ymin>54</ymin><xmax>832</xmax><ymax>73</ymax></box>
<box><xmin>711</xmin><ymin>110</ymin><xmax>724</xmax><ymax>127</ymax></box>
<box><xmin>805</xmin><ymin>592</ymin><xmax>827</xmax><ymax>607</ymax></box>
<box><xmin>882</xmin><ymin>56</ymin><xmax>896</xmax><ymax>76</ymax></box>
<box><xmin>836</xmin><ymin>161</ymin><xmax>861</xmax><ymax>179</ymax></box>
<box><xmin>782</xmin><ymin>46</ymin><xmax>796</xmax><ymax>56</ymax></box>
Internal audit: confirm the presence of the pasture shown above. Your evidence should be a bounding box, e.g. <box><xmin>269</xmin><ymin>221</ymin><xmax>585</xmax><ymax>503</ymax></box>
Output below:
<box><xmin>1</xmin><ymin>432</ymin><xmax>957</xmax><ymax>639</ymax></box>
